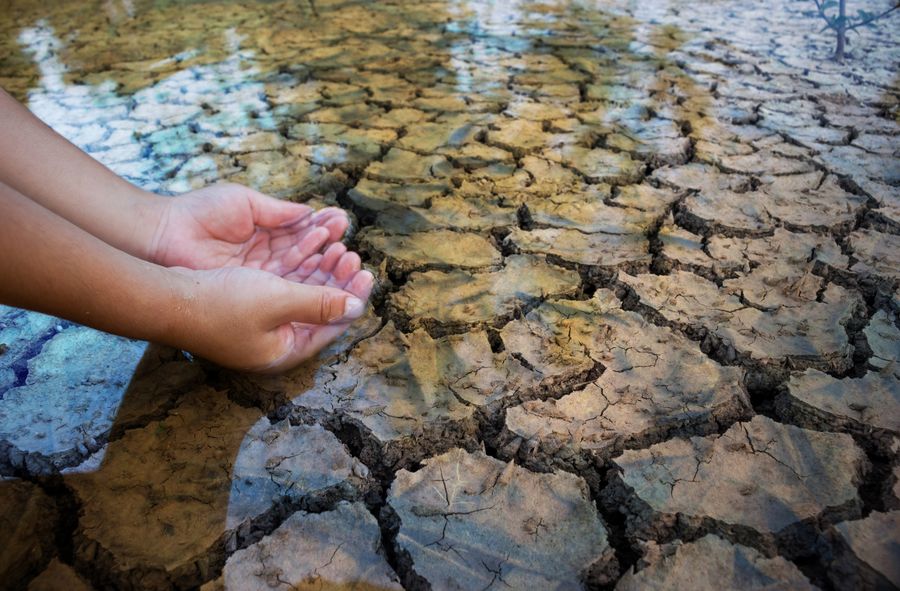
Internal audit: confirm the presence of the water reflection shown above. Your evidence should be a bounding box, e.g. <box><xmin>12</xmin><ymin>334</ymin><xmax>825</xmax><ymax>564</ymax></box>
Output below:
<box><xmin>19</xmin><ymin>22</ymin><xmax>280</xmax><ymax>194</ymax></box>
<box><xmin>0</xmin><ymin>0</ymin><xmax>791</xmax><ymax>588</ymax></box>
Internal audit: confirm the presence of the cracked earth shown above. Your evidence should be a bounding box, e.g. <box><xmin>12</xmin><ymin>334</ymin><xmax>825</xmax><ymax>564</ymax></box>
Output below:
<box><xmin>1</xmin><ymin>0</ymin><xmax>899</xmax><ymax>589</ymax></box>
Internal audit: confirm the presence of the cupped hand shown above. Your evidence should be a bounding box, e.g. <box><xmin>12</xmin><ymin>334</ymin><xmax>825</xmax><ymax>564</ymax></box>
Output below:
<box><xmin>149</xmin><ymin>183</ymin><xmax>350</xmax><ymax>275</ymax></box>
<box><xmin>175</xmin><ymin>244</ymin><xmax>374</xmax><ymax>372</ymax></box>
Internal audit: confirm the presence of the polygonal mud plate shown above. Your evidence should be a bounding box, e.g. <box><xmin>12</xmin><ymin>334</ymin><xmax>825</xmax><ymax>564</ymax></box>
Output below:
<box><xmin>608</xmin><ymin>416</ymin><xmax>867</xmax><ymax>556</ymax></box>
<box><xmin>387</xmin><ymin>448</ymin><xmax>615</xmax><ymax>589</ymax></box>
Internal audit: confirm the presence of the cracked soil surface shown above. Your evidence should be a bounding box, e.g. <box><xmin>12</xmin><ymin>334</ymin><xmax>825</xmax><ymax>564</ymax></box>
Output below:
<box><xmin>1</xmin><ymin>0</ymin><xmax>898</xmax><ymax>589</ymax></box>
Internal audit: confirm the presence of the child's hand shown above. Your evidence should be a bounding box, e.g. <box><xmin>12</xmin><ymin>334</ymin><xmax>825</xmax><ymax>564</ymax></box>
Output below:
<box><xmin>172</xmin><ymin>246</ymin><xmax>374</xmax><ymax>372</ymax></box>
<box><xmin>149</xmin><ymin>183</ymin><xmax>350</xmax><ymax>277</ymax></box>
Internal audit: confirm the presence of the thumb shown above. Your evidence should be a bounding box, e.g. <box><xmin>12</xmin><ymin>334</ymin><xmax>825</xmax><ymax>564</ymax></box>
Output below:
<box><xmin>269</xmin><ymin>282</ymin><xmax>367</xmax><ymax>327</ymax></box>
<box><xmin>246</xmin><ymin>189</ymin><xmax>313</xmax><ymax>228</ymax></box>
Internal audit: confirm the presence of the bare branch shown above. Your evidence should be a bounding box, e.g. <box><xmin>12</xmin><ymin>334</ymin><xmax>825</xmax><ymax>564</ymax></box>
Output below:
<box><xmin>846</xmin><ymin>2</ymin><xmax>900</xmax><ymax>30</ymax></box>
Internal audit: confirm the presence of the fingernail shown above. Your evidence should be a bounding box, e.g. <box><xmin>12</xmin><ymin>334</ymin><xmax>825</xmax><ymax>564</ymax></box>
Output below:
<box><xmin>342</xmin><ymin>297</ymin><xmax>365</xmax><ymax>320</ymax></box>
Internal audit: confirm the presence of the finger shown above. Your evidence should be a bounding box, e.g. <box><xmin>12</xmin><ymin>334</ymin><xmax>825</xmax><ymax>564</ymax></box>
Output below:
<box><xmin>318</xmin><ymin>242</ymin><xmax>347</xmax><ymax>274</ymax></box>
<box><xmin>246</xmin><ymin>189</ymin><xmax>314</xmax><ymax>228</ymax></box>
<box><xmin>270</xmin><ymin>282</ymin><xmax>366</xmax><ymax>327</ymax></box>
<box><xmin>260</xmin><ymin>322</ymin><xmax>351</xmax><ymax>373</ymax></box>
<box><xmin>329</xmin><ymin>251</ymin><xmax>362</xmax><ymax>287</ymax></box>
<box><xmin>346</xmin><ymin>269</ymin><xmax>375</xmax><ymax>300</ymax></box>
<box><xmin>322</xmin><ymin>215</ymin><xmax>350</xmax><ymax>242</ymax></box>
<box><xmin>276</xmin><ymin>227</ymin><xmax>331</xmax><ymax>273</ymax></box>
<box><xmin>312</xmin><ymin>206</ymin><xmax>349</xmax><ymax>224</ymax></box>
<box><xmin>290</xmin><ymin>253</ymin><xmax>322</xmax><ymax>282</ymax></box>
<box><xmin>301</xmin><ymin>243</ymin><xmax>347</xmax><ymax>286</ymax></box>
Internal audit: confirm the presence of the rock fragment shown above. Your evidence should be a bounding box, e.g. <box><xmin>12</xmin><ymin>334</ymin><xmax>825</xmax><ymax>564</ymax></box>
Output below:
<box><xmin>388</xmin><ymin>448</ymin><xmax>614</xmax><ymax>590</ymax></box>
<box><xmin>612</xmin><ymin>183</ymin><xmax>682</xmax><ymax>218</ymax></box>
<box><xmin>544</xmin><ymin>145</ymin><xmax>645</xmax><ymax>184</ymax></box>
<box><xmin>365</xmin><ymin>148</ymin><xmax>453</xmax><ymax>182</ymax></box>
<box><xmin>762</xmin><ymin>174</ymin><xmax>867</xmax><ymax>232</ymax></box>
<box><xmin>609</xmin><ymin>416</ymin><xmax>867</xmax><ymax>555</ymax></box>
<box><xmin>518</xmin><ymin>187</ymin><xmax>658</xmax><ymax>234</ymax></box>
<box><xmin>615</xmin><ymin>534</ymin><xmax>816</xmax><ymax>590</ymax></box>
<box><xmin>679</xmin><ymin>189</ymin><xmax>773</xmax><ymax>236</ymax></box>
<box><xmin>486</xmin><ymin>118</ymin><xmax>552</xmax><ymax>155</ymax></box>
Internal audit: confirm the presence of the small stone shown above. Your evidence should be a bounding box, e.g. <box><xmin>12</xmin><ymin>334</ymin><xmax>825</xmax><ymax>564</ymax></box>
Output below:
<box><xmin>388</xmin><ymin>448</ymin><xmax>614</xmax><ymax>590</ymax></box>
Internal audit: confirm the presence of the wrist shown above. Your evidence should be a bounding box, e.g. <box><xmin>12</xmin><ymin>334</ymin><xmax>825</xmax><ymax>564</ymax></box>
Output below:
<box><xmin>126</xmin><ymin>186</ymin><xmax>171</xmax><ymax>263</ymax></box>
<box><xmin>147</xmin><ymin>265</ymin><xmax>205</xmax><ymax>351</ymax></box>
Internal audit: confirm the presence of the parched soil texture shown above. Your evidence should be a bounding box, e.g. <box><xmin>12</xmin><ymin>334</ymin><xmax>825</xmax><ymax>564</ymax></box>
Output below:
<box><xmin>1</xmin><ymin>0</ymin><xmax>899</xmax><ymax>589</ymax></box>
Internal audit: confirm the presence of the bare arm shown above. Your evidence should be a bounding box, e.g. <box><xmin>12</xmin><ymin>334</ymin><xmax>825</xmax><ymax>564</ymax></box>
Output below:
<box><xmin>0</xmin><ymin>181</ymin><xmax>367</xmax><ymax>372</ymax></box>
<box><xmin>0</xmin><ymin>88</ymin><xmax>163</xmax><ymax>260</ymax></box>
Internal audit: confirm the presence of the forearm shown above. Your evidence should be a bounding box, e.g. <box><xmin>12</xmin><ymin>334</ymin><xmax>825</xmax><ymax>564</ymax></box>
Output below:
<box><xmin>0</xmin><ymin>88</ymin><xmax>164</xmax><ymax>260</ymax></box>
<box><xmin>0</xmin><ymin>181</ymin><xmax>188</xmax><ymax>346</ymax></box>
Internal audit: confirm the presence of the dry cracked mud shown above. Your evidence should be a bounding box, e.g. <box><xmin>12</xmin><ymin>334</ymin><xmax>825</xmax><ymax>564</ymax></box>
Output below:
<box><xmin>1</xmin><ymin>0</ymin><xmax>898</xmax><ymax>588</ymax></box>
<box><xmin>615</xmin><ymin>534</ymin><xmax>817</xmax><ymax>590</ymax></box>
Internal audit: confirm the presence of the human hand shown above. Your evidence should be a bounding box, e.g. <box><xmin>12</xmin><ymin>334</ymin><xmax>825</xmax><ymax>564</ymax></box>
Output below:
<box><xmin>148</xmin><ymin>183</ymin><xmax>350</xmax><ymax>276</ymax></box>
<box><xmin>173</xmin><ymin>244</ymin><xmax>374</xmax><ymax>372</ymax></box>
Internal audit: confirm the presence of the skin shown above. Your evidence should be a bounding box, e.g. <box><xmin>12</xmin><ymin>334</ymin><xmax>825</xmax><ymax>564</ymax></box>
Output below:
<box><xmin>0</xmin><ymin>88</ymin><xmax>373</xmax><ymax>372</ymax></box>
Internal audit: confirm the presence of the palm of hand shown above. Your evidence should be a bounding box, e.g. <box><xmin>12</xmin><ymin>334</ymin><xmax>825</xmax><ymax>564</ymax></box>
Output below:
<box><xmin>151</xmin><ymin>183</ymin><xmax>350</xmax><ymax>277</ymax></box>
<box><xmin>152</xmin><ymin>184</ymin><xmax>373</xmax><ymax>370</ymax></box>
<box><xmin>269</xmin><ymin>241</ymin><xmax>375</xmax><ymax>371</ymax></box>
